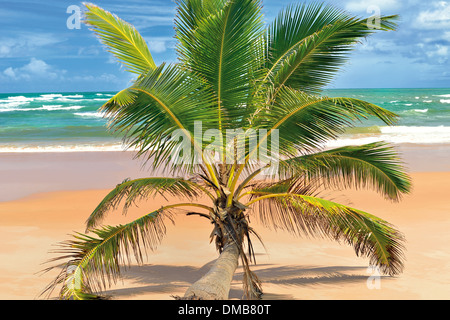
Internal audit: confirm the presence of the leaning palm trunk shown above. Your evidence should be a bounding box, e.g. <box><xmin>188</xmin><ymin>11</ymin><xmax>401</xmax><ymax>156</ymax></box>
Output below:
<box><xmin>184</xmin><ymin>242</ymin><xmax>240</xmax><ymax>300</ymax></box>
<box><xmin>40</xmin><ymin>1</ymin><xmax>411</xmax><ymax>300</ymax></box>
<box><xmin>183</xmin><ymin>199</ymin><xmax>263</xmax><ymax>300</ymax></box>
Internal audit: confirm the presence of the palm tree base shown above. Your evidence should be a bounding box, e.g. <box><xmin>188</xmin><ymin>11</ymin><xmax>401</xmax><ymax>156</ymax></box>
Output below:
<box><xmin>182</xmin><ymin>242</ymin><xmax>240</xmax><ymax>300</ymax></box>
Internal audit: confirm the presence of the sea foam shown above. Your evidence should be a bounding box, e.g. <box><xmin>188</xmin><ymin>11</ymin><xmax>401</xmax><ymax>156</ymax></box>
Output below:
<box><xmin>0</xmin><ymin>143</ymin><xmax>125</xmax><ymax>153</ymax></box>
<box><xmin>326</xmin><ymin>126</ymin><xmax>450</xmax><ymax>147</ymax></box>
<box><xmin>380</xmin><ymin>126</ymin><xmax>450</xmax><ymax>143</ymax></box>
<box><xmin>73</xmin><ymin>111</ymin><xmax>104</xmax><ymax>118</ymax></box>
<box><xmin>0</xmin><ymin>96</ymin><xmax>34</xmax><ymax>108</ymax></box>
<box><xmin>42</xmin><ymin>105</ymin><xmax>85</xmax><ymax>111</ymax></box>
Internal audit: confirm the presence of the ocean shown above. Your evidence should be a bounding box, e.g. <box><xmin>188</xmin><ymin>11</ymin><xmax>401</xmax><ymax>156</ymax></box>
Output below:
<box><xmin>0</xmin><ymin>88</ymin><xmax>449</xmax><ymax>152</ymax></box>
<box><xmin>0</xmin><ymin>92</ymin><xmax>118</xmax><ymax>152</ymax></box>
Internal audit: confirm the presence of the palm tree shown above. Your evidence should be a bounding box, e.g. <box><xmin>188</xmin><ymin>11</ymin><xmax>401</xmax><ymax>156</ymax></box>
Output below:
<box><xmin>41</xmin><ymin>0</ymin><xmax>410</xmax><ymax>300</ymax></box>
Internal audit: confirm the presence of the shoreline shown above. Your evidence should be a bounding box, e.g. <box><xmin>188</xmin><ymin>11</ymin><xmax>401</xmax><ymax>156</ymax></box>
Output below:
<box><xmin>1</xmin><ymin>142</ymin><xmax>450</xmax><ymax>202</ymax></box>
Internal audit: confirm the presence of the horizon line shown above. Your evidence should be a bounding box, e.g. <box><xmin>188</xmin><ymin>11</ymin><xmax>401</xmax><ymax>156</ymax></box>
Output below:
<box><xmin>1</xmin><ymin>87</ymin><xmax>450</xmax><ymax>95</ymax></box>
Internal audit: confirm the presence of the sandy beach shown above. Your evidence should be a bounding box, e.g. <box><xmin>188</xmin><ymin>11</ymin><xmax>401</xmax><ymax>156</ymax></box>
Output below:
<box><xmin>0</xmin><ymin>144</ymin><xmax>449</xmax><ymax>300</ymax></box>
<box><xmin>2</xmin><ymin>0</ymin><xmax>450</xmax><ymax>305</ymax></box>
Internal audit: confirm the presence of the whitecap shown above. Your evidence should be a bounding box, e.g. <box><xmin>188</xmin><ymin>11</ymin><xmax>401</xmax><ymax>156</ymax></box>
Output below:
<box><xmin>42</xmin><ymin>105</ymin><xmax>85</xmax><ymax>111</ymax></box>
<box><xmin>0</xmin><ymin>144</ymin><xmax>125</xmax><ymax>153</ymax></box>
<box><xmin>413</xmin><ymin>108</ymin><xmax>428</xmax><ymax>113</ymax></box>
<box><xmin>0</xmin><ymin>106</ymin><xmax>36</xmax><ymax>112</ymax></box>
<box><xmin>423</xmin><ymin>100</ymin><xmax>432</xmax><ymax>103</ymax></box>
<box><xmin>63</xmin><ymin>94</ymin><xmax>84</xmax><ymax>98</ymax></box>
<box><xmin>0</xmin><ymin>107</ymin><xmax>20</xmax><ymax>112</ymax></box>
<box><xmin>41</xmin><ymin>105</ymin><xmax>63</xmax><ymax>110</ymax></box>
<box><xmin>8</xmin><ymin>96</ymin><xmax>35</xmax><ymax>101</ymax></box>
<box><xmin>440</xmin><ymin>99</ymin><xmax>450</xmax><ymax>104</ymax></box>
<box><xmin>0</xmin><ymin>96</ymin><xmax>34</xmax><ymax>104</ymax></box>
<box><xmin>326</xmin><ymin>126</ymin><xmax>450</xmax><ymax>146</ymax></box>
<box><xmin>39</xmin><ymin>94</ymin><xmax>63</xmax><ymax>99</ymax></box>
<box><xmin>0</xmin><ymin>101</ymin><xmax>31</xmax><ymax>109</ymax></box>
<box><xmin>54</xmin><ymin>97</ymin><xmax>87</xmax><ymax>102</ymax></box>
<box><xmin>380</xmin><ymin>125</ymin><xmax>450</xmax><ymax>134</ymax></box>
<box><xmin>379</xmin><ymin>126</ymin><xmax>450</xmax><ymax>143</ymax></box>
<box><xmin>0</xmin><ymin>105</ymin><xmax>85</xmax><ymax>112</ymax></box>
<box><xmin>73</xmin><ymin>111</ymin><xmax>104</xmax><ymax>118</ymax></box>
<box><xmin>36</xmin><ymin>94</ymin><xmax>81</xmax><ymax>102</ymax></box>
<box><xmin>35</xmin><ymin>97</ymin><xmax>56</xmax><ymax>101</ymax></box>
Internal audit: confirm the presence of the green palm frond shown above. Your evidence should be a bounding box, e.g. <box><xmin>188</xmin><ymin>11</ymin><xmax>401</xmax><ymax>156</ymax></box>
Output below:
<box><xmin>83</xmin><ymin>3</ymin><xmax>156</xmax><ymax>74</ymax></box>
<box><xmin>246</xmin><ymin>175</ymin><xmax>321</xmax><ymax>199</ymax></box>
<box><xmin>175</xmin><ymin>0</ymin><xmax>227</xmax><ymax>35</ymax></box>
<box><xmin>101</xmin><ymin>63</ymin><xmax>218</xmax><ymax>171</ymax></box>
<box><xmin>41</xmin><ymin>208</ymin><xmax>173</xmax><ymax>300</ymax></box>
<box><xmin>246</xmin><ymin>193</ymin><xmax>405</xmax><ymax>275</ymax></box>
<box><xmin>86</xmin><ymin>177</ymin><xmax>211</xmax><ymax>230</ymax></box>
<box><xmin>279</xmin><ymin>142</ymin><xmax>411</xmax><ymax>200</ymax></box>
<box><xmin>176</xmin><ymin>0</ymin><xmax>265</xmax><ymax>132</ymax></box>
<box><xmin>41</xmin><ymin>0</ymin><xmax>412</xmax><ymax>300</ymax></box>
<box><xmin>105</xmin><ymin>87</ymin><xmax>137</xmax><ymax>107</ymax></box>
<box><xmin>253</xmin><ymin>87</ymin><xmax>399</xmax><ymax>158</ymax></box>
<box><xmin>265</xmin><ymin>2</ymin><xmax>398</xmax><ymax>94</ymax></box>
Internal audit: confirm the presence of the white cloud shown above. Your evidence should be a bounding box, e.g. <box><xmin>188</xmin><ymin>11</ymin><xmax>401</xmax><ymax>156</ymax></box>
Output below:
<box><xmin>139</xmin><ymin>36</ymin><xmax>177</xmax><ymax>55</ymax></box>
<box><xmin>3</xmin><ymin>67</ymin><xmax>16</xmax><ymax>78</ymax></box>
<box><xmin>126</xmin><ymin>15</ymin><xmax>174</xmax><ymax>29</ymax></box>
<box><xmin>69</xmin><ymin>73</ymin><xmax>125</xmax><ymax>85</ymax></box>
<box><xmin>144</xmin><ymin>37</ymin><xmax>176</xmax><ymax>54</ymax></box>
<box><xmin>147</xmin><ymin>40</ymin><xmax>167</xmax><ymax>53</ymax></box>
<box><xmin>107</xmin><ymin>4</ymin><xmax>176</xmax><ymax>15</ymax></box>
<box><xmin>358</xmin><ymin>39</ymin><xmax>398</xmax><ymax>53</ymax></box>
<box><xmin>425</xmin><ymin>44</ymin><xmax>449</xmax><ymax>63</ymax></box>
<box><xmin>345</xmin><ymin>0</ymin><xmax>400</xmax><ymax>12</ymax></box>
<box><xmin>0</xmin><ymin>45</ymin><xmax>11</xmax><ymax>56</ymax></box>
<box><xmin>1</xmin><ymin>57</ymin><xmax>127</xmax><ymax>91</ymax></box>
<box><xmin>416</xmin><ymin>1</ymin><xmax>450</xmax><ymax>29</ymax></box>
<box><xmin>0</xmin><ymin>33</ymin><xmax>64</xmax><ymax>58</ymax></box>
<box><xmin>2</xmin><ymin>58</ymin><xmax>64</xmax><ymax>81</ymax></box>
<box><xmin>77</xmin><ymin>46</ymin><xmax>101</xmax><ymax>56</ymax></box>
<box><xmin>22</xmin><ymin>58</ymin><xmax>51</xmax><ymax>74</ymax></box>
<box><xmin>443</xmin><ymin>31</ymin><xmax>450</xmax><ymax>41</ymax></box>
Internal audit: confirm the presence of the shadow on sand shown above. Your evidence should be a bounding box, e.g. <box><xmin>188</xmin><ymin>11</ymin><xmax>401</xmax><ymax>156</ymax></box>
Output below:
<box><xmin>104</xmin><ymin>260</ymin><xmax>389</xmax><ymax>300</ymax></box>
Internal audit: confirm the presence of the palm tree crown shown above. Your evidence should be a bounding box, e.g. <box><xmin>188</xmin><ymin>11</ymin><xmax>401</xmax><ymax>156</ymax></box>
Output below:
<box><xmin>42</xmin><ymin>0</ymin><xmax>410</xmax><ymax>300</ymax></box>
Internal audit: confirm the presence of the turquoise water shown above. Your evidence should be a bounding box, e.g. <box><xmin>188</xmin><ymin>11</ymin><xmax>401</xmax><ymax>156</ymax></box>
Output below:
<box><xmin>1</xmin><ymin>88</ymin><xmax>449</xmax><ymax>151</ymax></box>
<box><xmin>323</xmin><ymin>88</ymin><xmax>450</xmax><ymax>146</ymax></box>
<box><xmin>324</xmin><ymin>88</ymin><xmax>450</xmax><ymax>127</ymax></box>
<box><xmin>0</xmin><ymin>92</ymin><xmax>118</xmax><ymax>151</ymax></box>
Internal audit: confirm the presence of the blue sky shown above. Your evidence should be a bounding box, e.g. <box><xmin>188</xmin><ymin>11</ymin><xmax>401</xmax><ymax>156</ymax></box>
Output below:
<box><xmin>1</xmin><ymin>0</ymin><xmax>449</xmax><ymax>93</ymax></box>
